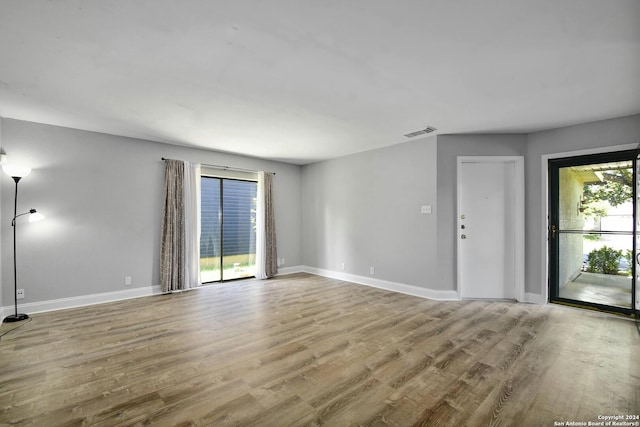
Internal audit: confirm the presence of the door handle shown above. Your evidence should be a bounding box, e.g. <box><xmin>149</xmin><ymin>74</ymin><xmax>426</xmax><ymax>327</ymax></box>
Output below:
<box><xmin>636</xmin><ymin>252</ymin><xmax>640</xmax><ymax>265</ymax></box>
<box><xmin>461</xmin><ymin>234</ymin><xmax>467</xmax><ymax>240</ymax></box>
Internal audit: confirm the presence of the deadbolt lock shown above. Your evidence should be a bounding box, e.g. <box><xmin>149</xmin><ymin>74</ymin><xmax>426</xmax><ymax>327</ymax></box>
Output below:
<box><xmin>461</xmin><ymin>234</ymin><xmax>467</xmax><ymax>239</ymax></box>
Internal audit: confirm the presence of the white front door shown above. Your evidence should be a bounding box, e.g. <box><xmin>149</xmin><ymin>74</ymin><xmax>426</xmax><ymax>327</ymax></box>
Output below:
<box><xmin>457</xmin><ymin>158</ymin><xmax>522</xmax><ymax>299</ymax></box>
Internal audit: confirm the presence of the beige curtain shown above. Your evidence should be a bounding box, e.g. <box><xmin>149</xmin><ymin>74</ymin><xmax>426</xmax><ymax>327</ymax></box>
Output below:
<box><xmin>264</xmin><ymin>172</ymin><xmax>278</xmax><ymax>278</ymax></box>
<box><xmin>256</xmin><ymin>171</ymin><xmax>277</xmax><ymax>279</ymax></box>
<box><xmin>160</xmin><ymin>160</ymin><xmax>185</xmax><ymax>292</ymax></box>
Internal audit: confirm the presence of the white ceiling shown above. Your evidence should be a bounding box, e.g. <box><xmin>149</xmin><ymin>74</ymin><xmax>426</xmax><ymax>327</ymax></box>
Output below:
<box><xmin>1</xmin><ymin>1</ymin><xmax>639</xmax><ymax>165</ymax></box>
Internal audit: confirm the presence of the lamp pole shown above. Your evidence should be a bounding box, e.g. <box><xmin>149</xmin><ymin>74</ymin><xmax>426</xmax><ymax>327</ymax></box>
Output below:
<box><xmin>2</xmin><ymin>163</ymin><xmax>41</xmax><ymax>323</ymax></box>
<box><xmin>4</xmin><ymin>175</ymin><xmax>29</xmax><ymax>322</ymax></box>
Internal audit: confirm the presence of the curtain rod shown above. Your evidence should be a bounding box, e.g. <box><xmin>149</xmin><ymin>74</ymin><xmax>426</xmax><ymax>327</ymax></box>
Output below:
<box><xmin>161</xmin><ymin>158</ymin><xmax>275</xmax><ymax>175</ymax></box>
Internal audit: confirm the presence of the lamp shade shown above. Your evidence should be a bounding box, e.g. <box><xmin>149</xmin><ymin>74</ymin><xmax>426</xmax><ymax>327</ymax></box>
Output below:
<box><xmin>28</xmin><ymin>211</ymin><xmax>45</xmax><ymax>222</ymax></box>
<box><xmin>2</xmin><ymin>164</ymin><xmax>31</xmax><ymax>179</ymax></box>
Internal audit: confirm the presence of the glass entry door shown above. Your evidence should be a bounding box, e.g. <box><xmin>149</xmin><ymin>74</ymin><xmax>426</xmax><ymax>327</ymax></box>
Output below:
<box><xmin>635</xmin><ymin>151</ymin><xmax>640</xmax><ymax>313</ymax></box>
<box><xmin>549</xmin><ymin>150</ymin><xmax>637</xmax><ymax>315</ymax></box>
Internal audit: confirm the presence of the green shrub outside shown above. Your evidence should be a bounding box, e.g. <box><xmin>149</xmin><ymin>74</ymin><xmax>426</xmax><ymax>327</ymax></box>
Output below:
<box><xmin>586</xmin><ymin>246</ymin><xmax>622</xmax><ymax>275</ymax></box>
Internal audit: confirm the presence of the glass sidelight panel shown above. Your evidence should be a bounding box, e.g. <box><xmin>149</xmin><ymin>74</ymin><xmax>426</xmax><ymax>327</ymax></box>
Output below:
<box><xmin>221</xmin><ymin>179</ymin><xmax>257</xmax><ymax>280</ymax></box>
<box><xmin>550</xmin><ymin>152</ymin><xmax>636</xmax><ymax>314</ymax></box>
<box><xmin>200</xmin><ymin>177</ymin><xmax>222</xmax><ymax>283</ymax></box>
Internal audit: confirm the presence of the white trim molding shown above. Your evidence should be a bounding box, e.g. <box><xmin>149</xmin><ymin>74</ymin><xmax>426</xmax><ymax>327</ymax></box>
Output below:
<box><xmin>523</xmin><ymin>293</ymin><xmax>546</xmax><ymax>305</ymax></box>
<box><xmin>275</xmin><ymin>265</ymin><xmax>306</xmax><ymax>276</ymax></box>
<box><xmin>4</xmin><ymin>263</ymin><xmax>544</xmax><ymax>318</ymax></box>
<box><xmin>302</xmin><ymin>266</ymin><xmax>459</xmax><ymax>301</ymax></box>
<box><xmin>1</xmin><ymin>285</ymin><xmax>163</xmax><ymax>316</ymax></box>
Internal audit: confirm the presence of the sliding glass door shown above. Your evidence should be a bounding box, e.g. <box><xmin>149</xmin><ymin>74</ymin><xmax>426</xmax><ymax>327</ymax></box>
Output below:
<box><xmin>549</xmin><ymin>150</ymin><xmax>638</xmax><ymax>315</ymax></box>
<box><xmin>200</xmin><ymin>177</ymin><xmax>257</xmax><ymax>283</ymax></box>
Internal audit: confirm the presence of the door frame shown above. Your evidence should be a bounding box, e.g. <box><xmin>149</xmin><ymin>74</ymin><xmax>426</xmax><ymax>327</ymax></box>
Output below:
<box><xmin>456</xmin><ymin>156</ymin><xmax>525</xmax><ymax>301</ymax></box>
<box><xmin>540</xmin><ymin>143</ymin><xmax>639</xmax><ymax>306</ymax></box>
<box><xmin>200</xmin><ymin>174</ymin><xmax>259</xmax><ymax>283</ymax></box>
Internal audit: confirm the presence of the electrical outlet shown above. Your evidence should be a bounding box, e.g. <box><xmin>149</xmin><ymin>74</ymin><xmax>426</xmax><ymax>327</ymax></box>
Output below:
<box><xmin>16</xmin><ymin>289</ymin><xmax>25</xmax><ymax>299</ymax></box>
<box><xmin>281</xmin><ymin>258</ymin><xmax>285</xmax><ymax>266</ymax></box>
<box><xmin>369</xmin><ymin>267</ymin><xmax>375</xmax><ymax>275</ymax></box>
<box><xmin>340</xmin><ymin>262</ymin><xmax>345</xmax><ymax>270</ymax></box>
<box><xmin>125</xmin><ymin>276</ymin><xmax>132</xmax><ymax>286</ymax></box>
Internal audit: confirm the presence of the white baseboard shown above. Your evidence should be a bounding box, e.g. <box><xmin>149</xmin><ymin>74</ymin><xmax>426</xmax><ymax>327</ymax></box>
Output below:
<box><xmin>301</xmin><ymin>266</ymin><xmax>460</xmax><ymax>301</ymax></box>
<box><xmin>1</xmin><ymin>285</ymin><xmax>163</xmax><ymax>316</ymax></box>
<box><xmin>2</xmin><ymin>269</ymin><xmax>544</xmax><ymax>317</ymax></box>
<box><xmin>275</xmin><ymin>265</ymin><xmax>306</xmax><ymax>276</ymax></box>
<box><xmin>523</xmin><ymin>292</ymin><xmax>546</xmax><ymax>304</ymax></box>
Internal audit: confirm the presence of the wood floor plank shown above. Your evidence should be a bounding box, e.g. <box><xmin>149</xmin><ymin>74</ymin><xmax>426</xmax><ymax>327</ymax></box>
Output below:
<box><xmin>1</xmin><ymin>273</ymin><xmax>638</xmax><ymax>426</ymax></box>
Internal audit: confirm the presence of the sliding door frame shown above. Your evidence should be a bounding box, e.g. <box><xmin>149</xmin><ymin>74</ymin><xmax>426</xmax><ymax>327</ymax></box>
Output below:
<box><xmin>200</xmin><ymin>174</ymin><xmax>258</xmax><ymax>284</ymax></box>
<box><xmin>545</xmin><ymin>145</ymin><xmax>639</xmax><ymax>316</ymax></box>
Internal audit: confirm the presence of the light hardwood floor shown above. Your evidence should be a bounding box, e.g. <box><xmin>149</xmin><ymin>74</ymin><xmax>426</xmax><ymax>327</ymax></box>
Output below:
<box><xmin>1</xmin><ymin>273</ymin><xmax>638</xmax><ymax>426</ymax></box>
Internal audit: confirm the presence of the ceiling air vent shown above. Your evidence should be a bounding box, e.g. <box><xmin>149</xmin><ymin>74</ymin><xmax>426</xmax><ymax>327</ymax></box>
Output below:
<box><xmin>404</xmin><ymin>126</ymin><xmax>437</xmax><ymax>138</ymax></box>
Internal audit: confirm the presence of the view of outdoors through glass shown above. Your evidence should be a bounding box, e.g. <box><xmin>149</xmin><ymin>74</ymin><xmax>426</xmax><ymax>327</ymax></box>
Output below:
<box><xmin>200</xmin><ymin>177</ymin><xmax>257</xmax><ymax>283</ymax></box>
<box><xmin>557</xmin><ymin>161</ymin><xmax>633</xmax><ymax>308</ymax></box>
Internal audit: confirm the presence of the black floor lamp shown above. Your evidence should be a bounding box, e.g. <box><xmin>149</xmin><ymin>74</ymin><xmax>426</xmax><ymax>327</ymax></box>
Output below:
<box><xmin>3</xmin><ymin>164</ymin><xmax>44</xmax><ymax>323</ymax></box>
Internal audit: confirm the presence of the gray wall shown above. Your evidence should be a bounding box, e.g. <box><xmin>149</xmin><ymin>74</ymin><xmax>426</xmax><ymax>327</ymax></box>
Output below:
<box><xmin>436</xmin><ymin>134</ymin><xmax>527</xmax><ymax>292</ymax></box>
<box><xmin>301</xmin><ymin>136</ymin><xmax>438</xmax><ymax>289</ymax></box>
<box><xmin>525</xmin><ymin>114</ymin><xmax>640</xmax><ymax>296</ymax></box>
<box><xmin>0</xmin><ymin>118</ymin><xmax>302</xmax><ymax>304</ymax></box>
<box><xmin>3</xmin><ymin>113</ymin><xmax>639</xmax><ymax>307</ymax></box>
